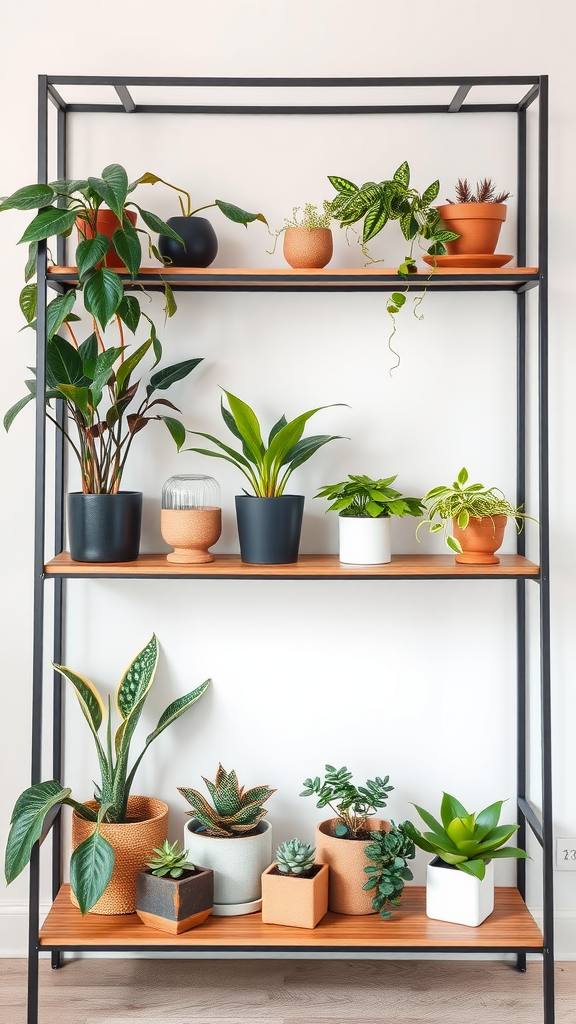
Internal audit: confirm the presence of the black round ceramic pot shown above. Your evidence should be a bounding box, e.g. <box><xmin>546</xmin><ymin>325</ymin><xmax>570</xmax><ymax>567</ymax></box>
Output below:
<box><xmin>235</xmin><ymin>495</ymin><xmax>305</xmax><ymax>565</ymax></box>
<box><xmin>158</xmin><ymin>216</ymin><xmax>218</xmax><ymax>268</ymax></box>
<box><xmin>68</xmin><ymin>492</ymin><xmax>143</xmax><ymax>563</ymax></box>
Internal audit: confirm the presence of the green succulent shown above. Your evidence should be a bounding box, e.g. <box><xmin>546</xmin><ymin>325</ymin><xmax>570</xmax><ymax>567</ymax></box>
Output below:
<box><xmin>363</xmin><ymin>823</ymin><xmax>416</xmax><ymax>919</ymax></box>
<box><xmin>411</xmin><ymin>792</ymin><xmax>529</xmax><ymax>880</ymax></box>
<box><xmin>179</xmin><ymin>764</ymin><xmax>275</xmax><ymax>838</ymax></box>
<box><xmin>276</xmin><ymin>838</ymin><xmax>316</xmax><ymax>875</ymax></box>
<box><xmin>147</xmin><ymin>839</ymin><xmax>195</xmax><ymax>879</ymax></box>
<box><xmin>301</xmin><ymin>765</ymin><xmax>393</xmax><ymax>838</ymax></box>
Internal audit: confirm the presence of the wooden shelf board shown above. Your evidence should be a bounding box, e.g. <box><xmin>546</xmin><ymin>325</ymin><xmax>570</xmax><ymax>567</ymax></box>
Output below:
<box><xmin>39</xmin><ymin>885</ymin><xmax>542</xmax><ymax>951</ymax></box>
<box><xmin>45</xmin><ymin>552</ymin><xmax>540</xmax><ymax>580</ymax></box>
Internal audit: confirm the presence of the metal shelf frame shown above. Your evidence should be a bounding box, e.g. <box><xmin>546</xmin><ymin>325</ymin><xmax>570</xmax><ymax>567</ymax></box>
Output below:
<box><xmin>27</xmin><ymin>74</ymin><xmax>552</xmax><ymax>1023</ymax></box>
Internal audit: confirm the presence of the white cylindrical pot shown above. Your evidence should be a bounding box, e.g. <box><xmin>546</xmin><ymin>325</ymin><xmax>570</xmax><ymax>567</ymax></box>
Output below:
<box><xmin>184</xmin><ymin>819</ymin><xmax>272</xmax><ymax>915</ymax></box>
<box><xmin>338</xmin><ymin>516</ymin><xmax>391</xmax><ymax>565</ymax></box>
<box><xmin>426</xmin><ymin>857</ymin><xmax>494</xmax><ymax>927</ymax></box>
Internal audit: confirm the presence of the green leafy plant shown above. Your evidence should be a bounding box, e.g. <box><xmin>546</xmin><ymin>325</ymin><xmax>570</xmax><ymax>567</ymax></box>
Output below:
<box><xmin>410</xmin><ymin>792</ymin><xmax>528</xmax><ymax>880</ymax></box>
<box><xmin>267</xmin><ymin>201</ymin><xmax>333</xmax><ymax>254</ymax></box>
<box><xmin>146</xmin><ymin>839</ymin><xmax>196</xmax><ymax>878</ymax></box>
<box><xmin>140</xmin><ymin>172</ymin><xmax>268</xmax><ymax>230</ymax></box>
<box><xmin>363</xmin><ymin>823</ymin><xmax>416</xmax><ymax>919</ymax></box>
<box><xmin>417</xmin><ymin>466</ymin><xmax>532</xmax><ymax>554</ymax></box>
<box><xmin>179</xmin><ymin>764</ymin><xmax>275</xmax><ymax>838</ymax></box>
<box><xmin>301</xmin><ymin>765</ymin><xmax>393</xmax><ymax>838</ymax></box>
<box><xmin>315</xmin><ymin>474</ymin><xmax>424</xmax><ymax>519</ymax></box>
<box><xmin>184</xmin><ymin>389</ymin><xmax>346</xmax><ymax>497</ymax></box>
<box><xmin>446</xmin><ymin>178</ymin><xmax>512</xmax><ymax>204</ymax></box>
<box><xmin>276</xmin><ymin>838</ymin><xmax>316</xmax><ymax>875</ymax></box>
<box><xmin>5</xmin><ymin>635</ymin><xmax>210</xmax><ymax>913</ymax></box>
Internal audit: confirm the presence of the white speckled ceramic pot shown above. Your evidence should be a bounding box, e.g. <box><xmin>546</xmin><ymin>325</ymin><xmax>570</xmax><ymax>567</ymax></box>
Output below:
<box><xmin>184</xmin><ymin>818</ymin><xmax>273</xmax><ymax>915</ymax></box>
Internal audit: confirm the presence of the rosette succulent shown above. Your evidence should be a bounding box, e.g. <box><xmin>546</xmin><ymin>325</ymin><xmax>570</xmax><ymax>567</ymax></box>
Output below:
<box><xmin>179</xmin><ymin>764</ymin><xmax>275</xmax><ymax>837</ymax></box>
<box><xmin>276</xmin><ymin>838</ymin><xmax>316</xmax><ymax>875</ymax></box>
<box><xmin>146</xmin><ymin>840</ymin><xmax>195</xmax><ymax>879</ymax></box>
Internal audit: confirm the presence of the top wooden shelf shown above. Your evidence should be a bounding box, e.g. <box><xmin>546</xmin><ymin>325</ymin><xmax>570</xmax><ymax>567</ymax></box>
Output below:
<box><xmin>47</xmin><ymin>266</ymin><xmax>540</xmax><ymax>293</ymax></box>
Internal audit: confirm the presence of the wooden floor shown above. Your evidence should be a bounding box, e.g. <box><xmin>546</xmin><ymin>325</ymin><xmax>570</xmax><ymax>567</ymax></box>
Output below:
<box><xmin>0</xmin><ymin>958</ymin><xmax>574</xmax><ymax>1024</ymax></box>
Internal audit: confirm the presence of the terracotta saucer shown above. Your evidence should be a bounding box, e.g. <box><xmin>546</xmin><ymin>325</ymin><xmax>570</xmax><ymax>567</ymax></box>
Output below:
<box><xmin>422</xmin><ymin>253</ymin><xmax>513</xmax><ymax>269</ymax></box>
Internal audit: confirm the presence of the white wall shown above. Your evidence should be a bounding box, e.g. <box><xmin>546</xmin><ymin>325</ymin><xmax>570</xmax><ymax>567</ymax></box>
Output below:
<box><xmin>1</xmin><ymin>0</ymin><xmax>575</xmax><ymax>957</ymax></box>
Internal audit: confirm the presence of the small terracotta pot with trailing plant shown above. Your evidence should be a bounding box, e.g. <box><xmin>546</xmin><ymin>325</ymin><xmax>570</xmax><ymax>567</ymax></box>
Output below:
<box><xmin>300</xmin><ymin>765</ymin><xmax>394</xmax><ymax>915</ymax></box>
<box><xmin>262</xmin><ymin>838</ymin><xmax>329</xmax><ymax>929</ymax></box>
<box><xmin>268</xmin><ymin>202</ymin><xmax>334</xmax><ymax>269</ymax></box>
<box><xmin>435</xmin><ymin>178</ymin><xmax>512</xmax><ymax>260</ymax></box>
<box><xmin>417</xmin><ymin>467</ymin><xmax>535</xmax><ymax>565</ymax></box>
<box><xmin>4</xmin><ymin>635</ymin><xmax>210</xmax><ymax>916</ymax></box>
<box><xmin>136</xmin><ymin>839</ymin><xmax>214</xmax><ymax>934</ymax></box>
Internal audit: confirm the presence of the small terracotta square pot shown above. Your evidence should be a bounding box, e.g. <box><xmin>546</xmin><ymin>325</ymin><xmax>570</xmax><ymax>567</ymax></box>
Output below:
<box><xmin>136</xmin><ymin>866</ymin><xmax>214</xmax><ymax>934</ymax></box>
<box><xmin>261</xmin><ymin>862</ymin><xmax>329</xmax><ymax>928</ymax></box>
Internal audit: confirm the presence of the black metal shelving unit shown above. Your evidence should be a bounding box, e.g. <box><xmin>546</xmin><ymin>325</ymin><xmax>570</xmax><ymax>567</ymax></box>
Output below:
<box><xmin>26</xmin><ymin>75</ymin><xmax>552</xmax><ymax>1024</ymax></box>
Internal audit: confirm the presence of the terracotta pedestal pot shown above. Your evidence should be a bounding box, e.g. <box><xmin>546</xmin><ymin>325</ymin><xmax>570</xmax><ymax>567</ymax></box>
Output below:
<box><xmin>261</xmin><ymin>863</ymin><xmax>329</xmax><ymax>928</ymax></box>
<box><xmin>315</xmin><ymin>818</ymin><xmax>389</xmax><ymax>915</ymax></box>
<box><xmin>71</xmin><ymin>796</ymin><xmax>168</xmax><ymax>915</ymax></box>
<box><xmin>283</xmin><ymin>227</ymin><xmax>333</xmax><ymax>269</ymax></box>
<box><xmin>161</xmin><ymin>507</ymin><xmax>222</xmax><ymax>563</ymax></box>
<box><xmin>76</xmin><ymin>209</ymin><xmax>138</xmax><ymax>269</ymax></box>
<box><xmin>436</xmin><ymin>203</ymin><xmax>507</xmax><ymax>256</ymax></box>
<box><xmin>452</xmin><ymin>514</ymin><xmax>507</xmax><ymax>565</ymax></box>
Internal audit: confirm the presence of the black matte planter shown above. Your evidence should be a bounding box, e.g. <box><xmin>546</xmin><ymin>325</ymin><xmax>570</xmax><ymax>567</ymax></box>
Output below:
<box><xmin>235</xmin><ymin>495</ymin><xmax>304</xmax><ymax>565</ymax></box>
<box><xmin>158</xmin><ymin>216</ymin><xmax>218</xmax><ymax>268</ymax></box>
<box><xmin>68</xmin><ymin>492</ymin><xmax>142</xmax><ymax>563</ymax></box>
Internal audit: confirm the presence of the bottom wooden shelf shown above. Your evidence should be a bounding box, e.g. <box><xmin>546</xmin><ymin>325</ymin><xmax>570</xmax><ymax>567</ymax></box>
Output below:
<box><xmin>39</xmin><ymin>885</ymin><xmax>542</xmax><ymax>952</ymax></box>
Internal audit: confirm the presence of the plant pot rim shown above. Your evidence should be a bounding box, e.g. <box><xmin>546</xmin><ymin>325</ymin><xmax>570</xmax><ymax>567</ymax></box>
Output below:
<box><xmin>429</xmin><ymin>854</ymin><xmax>493</xmax><ymax>871</ymax></box>
<box><xmin>338</xmin><ymin>512</ymin><xmax>390</xmax><ymax>519</ymax></box>
<box><xmin>140</xmin><ymin>864</ymin><xmax>212</xmax><ymax>881</ymax></box>
<box><xmin>68</xmin><ymin>490</ymin><xmax>143</xmax><ymax>497</ymax></box>
<box><xmin>263</xmin><ymin>861</ymin><xmax>328</xmax><ymax>878</ymax></box>
<box><xmin>284</xmin><ymin>225</ymin><xmax>332</xmax><ymax>233</ymax></box>
<box><xmin>185</xmin><ymin>817</ymin><xmax>272</xmax><ymax>841</ymax></box>
<box><xmin>73</xmin><ymin>796</ymin><xmax>168</xmax><ymax>827</ymax></box>
<box><xmin>235</xmin><ymin>494</ymin><xmax>304</xmax><ymax>501</ymax></box>
<box><xmin>316</xmin><ymin>817</ymin><xmax>390</xmax><ymax>839</ymax></box>
<box><xmin>452</xmin><ymin>513</ymin><xmax>508</xmax><ymax>526</ymax></box>
<box><xmin>437</xmin><ymin>202</ymin><xmax>507</xmax><ymax>220</ymax></box>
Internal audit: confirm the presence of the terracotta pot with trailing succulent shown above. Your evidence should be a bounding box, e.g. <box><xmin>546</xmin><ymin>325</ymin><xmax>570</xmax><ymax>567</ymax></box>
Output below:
<box><xmin>179</xmin><ymin>766</ymin><xmax>275</xmax><ymax>916</ymax></box>
<box><xmin>433</xmin><ymin>178</ymin><xmax>512</xmax><ymax>266</ymax></box>
<box><xmin>4</xmin><ymin>635</ymin><xmax>210</xmax><ymax>915</ymax></box>
<box><xmin>261</xmin><ymin>838</ymin><xmax>329</xmax><ymax>929</ymax></box>
<box><xmin>300</xmin><ymin>765</ymin><xmax>394</xmax><ymax>915</ymax></box>
<box><xmin>136</xmin><ymin>839</ymin><xmax>214</xmax><ymax>934</ymax></box>
<box><xmin>268</xmin><ymin>202</ymin><xmax>334</xmax><ymax>269</ymax></box>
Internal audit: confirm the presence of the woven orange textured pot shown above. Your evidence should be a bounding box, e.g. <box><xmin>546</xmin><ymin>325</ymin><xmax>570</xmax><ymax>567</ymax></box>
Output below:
<box><xmin>75</xmin><ymin>209</ymin><xmax>138</xmax><ymax>269</ymax></box>
<box><xmin>261</xmin><ymin>862</ymin><xmax>329</xmax><ymax>929</ymax></box>
<box><xmin>452</xmin><ymin>514</ymin><xmax>507</xmax><ymax>565</ymax></box>
<box><xmin>315</xmin><ymin>818</ymin><xmax>389</xmax><ymax>915</ymax></box>
<box><xmin>283</xmin><ymin>227</ymin><xmax>333</xmax><ymax>269</ymax></box>
<box><xmin>70</xmin><ymin>796</ymin><xmax>168</xmax><ymax>915</ymax></box>
<box><xmin>436</xmin><ymin>203</ymin><xmax>507</xmax><ymax>256</ymax></box>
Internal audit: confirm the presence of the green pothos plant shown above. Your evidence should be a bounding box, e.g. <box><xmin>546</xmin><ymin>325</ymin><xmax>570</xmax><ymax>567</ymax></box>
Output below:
<box><xmin>363</xmin><ymin>823</ymin><xmax>416</xmax><ymax>919</ymax></box>
<box><xmin>4</xmin><ymin>635</ymin><xmax>210</xmax><ymax>913</ymax></box>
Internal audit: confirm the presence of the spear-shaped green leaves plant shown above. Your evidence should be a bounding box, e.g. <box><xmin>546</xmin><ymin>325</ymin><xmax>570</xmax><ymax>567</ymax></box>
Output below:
<box><xmin>5</xmin><ymin>635</ymin><xmax>210</xmax><ymax>914</ymax></box>
<box><xmin>410</xmin><ymin>792</ymin><xmax>529</xmax><ymax>880</ymax></box>
<box><xmin>184</xmin><ymin>389</ymin><xmax>346</xmax><ymax>497</ymax></box>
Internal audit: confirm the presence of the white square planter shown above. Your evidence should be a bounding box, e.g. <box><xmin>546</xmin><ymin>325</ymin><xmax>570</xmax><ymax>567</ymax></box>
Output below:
<box><xmin>426</xmin><ymin>857</ymin><xmax>494</xmax><ymax>927</ymax></box>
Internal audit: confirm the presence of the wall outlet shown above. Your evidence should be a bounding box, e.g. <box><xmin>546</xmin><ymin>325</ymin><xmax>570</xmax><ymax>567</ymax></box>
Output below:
<box><xmin>555</xmin><ymin>838</ymin><xmax>576</xmax><ymax>870</ymax></box>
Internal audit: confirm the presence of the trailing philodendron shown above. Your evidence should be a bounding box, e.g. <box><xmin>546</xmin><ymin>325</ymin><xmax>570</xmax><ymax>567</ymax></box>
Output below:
<box><xmin>4</xmin><ymin>635</ymin><xmax>210</xmax><ymax>913</ymax></box>
<box><xmin>411</xmin><ymin>792</ymin><xmax>528</xmax><ymax>880</ymax></box>
<box><xmin>147</xmin><ymin>840</ymin><xmax>196</xmax><ymax>879</ymax></box>
<box><xmin>179</xmin><ymin>765</ymin><xmax>275</xmax><ymax>837</ymax></box>
<box><xmin>276</xmin><ymin>838</ymin><xmax>316</xmax><ymax>875</ymax></box>
<box><xmin>301</xmin><ymin>765</ymin><xmax>393</xmax><ymax>838</ymax></box>
<box><xmin>363</xmin><ymin>823</ymin><xmax>416</xmax><ymax>919</ymax></box>
<box><xmin>315</xmin><ymin>474</ymin><xmax>424</xmax><ymax>519</ymax></box>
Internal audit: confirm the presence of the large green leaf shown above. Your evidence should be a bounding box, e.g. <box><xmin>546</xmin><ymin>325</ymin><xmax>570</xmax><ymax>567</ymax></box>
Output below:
<box><xmin>19</xmin><ymin>207</ymin><xmax>77</xmax><ymax>244</ymax></box>
<box><xmin>117</xmin><ymin>295</ymin><xmax>141</xmax><ymax>334</ymax></box>
<box><xmin>24</xmin><ymin>242</ymin><xmax>38</xmax><ymax>282</ymax></box>
<box><xmin>130</xmin><ymin>204</ymin><xmax>184</xmax><ymax>243</ymax></box>
<box><xmin>47</xmin><ymin>291</ymin><xmax>77</xmax><ymax>341</ymax></box>
<box><xmin>46</xmin><ymin>334</ymin><xmax>86</xmax><ymax>387</ymax></box>
<box><xmin>102</xmin><ymin>163</ymin><xmax>129</xmax><ymax>215</ymax></box>
<box><xmin>56</xmin><ymin>384</ymin><xmax>92</xmax><ymax>422</ymax></box>
<box><xmin>440</xmin><ymin>793</ymin><xmax>469</xmax><ymax>831</ymax></box>
<box><xmin>69</xmin><ymin>806</ymin><xmax>115</xmax><ymax>914</ymax></box>
<box><xmin>160</xmin><ymin>416</ymin><xmax>186</xmax><ymax>450</ymax></box>
<box><xmin>5</xmin><ymin>781</ymin><xmax>70</xmax><ymax>883</ymax></box>
<box><xmin>49</xmin><ymin>178</ymin><xmax>89</xmax><ymax>196</ymax></box>
<box><xmin>83</xmin><ymin>268</ymin><xmax>124</xmax><ymax>328</ymax></box>
<box><xmin>412</xmin><ymin>803</ymin><xmax>452</xmax><ymax>842</ymax></box>
<box><xmin>363</xmin><ymin>198</ymin><xmax>389</xmax><ymax>242</ymax></box>
<box><xmin>457</xmin><ymin>858</ymin><xmax>486</xmax><ymax>880</ymax></box>
<box><xmin>116</xmin><ymin>634</ymin><xmax>159</xmax><ymax>723</ymax></box>
<box><xmin>221</xmin><ymin>390</ymin><xmax>264</xmax><ymax>464</ymax></box>
<box><xmin>214</xmin><ymin>200</ymin><xmax>267</xmax><ymax>226</ymax></box>
<box><xmin>0</xmin><ymin>183</ymin><xmax>55</xmax><ymax>212</ymax></box>
<box><xmin>265</xmin><ymin>406</ymin><xmax>339</xmax><ymax>481</ymax></box>
<box><xmin>78</xmin><ymin>333</ymin><xmax>99</xmax><ymax>376</ymax></box>
<box><xmin>92</xmin><ymin>347</ymin><xmax>124</xmax><ymax>392</ymax></box>
<box><xmin>115</xmin><ymin>337</ymin><xmax>152</xmax><ymax>391</ymax></box>
<box><xmin>53</xmin><ymin>664</ymin><xmax>105</xmax><ymax>732</ymax></box>
<box><xmin>112</xmin><ymin>224</ymin><xmax>141</xmax><ymax>279</ymax></box>
<box><xmin>147</xmin><ymin>357</ymin><xmax>203</xmax><ymax>396</ymax></box>
<box><xmin>3</xmin><ymin>393</ymin><xmax>35</xmax><ymax>431</ymax></box>
<box><xmin>422</xmin><ymin>180</ymin><xmax>440</xmax><ymax>205</ymax></box>
<box><xmin>488</xmin><ymin>847</ymin><xmax>529</xmax><ymax>859</ymax></box>
<box><xmin>19</xmin><ymin>284</ymin><xmax>37</xmax><ymax>323</ymax></box>
<box><xmin>328</xmin><ymin>176</ymin><xmax>358</xmax><ymax>194</ymax></box>
<box><xmin>474</xmin><ymin>800</ymin><xmax>505</xmax><ymax>839</ymax></box>
<box><xmin>87</xmin><ymin>175</ymin><xmax>124</xmax><ymax>221</ymax></box>
<box><xmin>393</xmin><ymin>161</ymin><xmax>410</xmax><ymax>187</ymax></box>
<box><xmin>76</xmin><ymin>234</ymin><xmax>110</xmax><ymax>279</ymax></box>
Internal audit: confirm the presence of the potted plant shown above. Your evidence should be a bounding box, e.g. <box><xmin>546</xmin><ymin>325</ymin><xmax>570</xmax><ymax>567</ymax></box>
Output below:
<box><xmin>179</xmin><ymin>765</ymin><xmax>275</xmax><ymax>916</ymax></box>
<box><xmin>268</xmin><ymin>202</ymin><xmax>334</xmax><ymax>269</ymax></box>
<box><xmin>184</xmin><ymin>389</ymin><xmax>345</xmax><ymax>564</ymax></box>
<box><xmin>315</xmin><ymin>473</ymin><xmax>424</xmax><ymax>564</ymax></box>
<box><xmin>417</xmin><ymin>467</ymin><xmax>533</xmax><ymax>565</ymax></box>
<box><xmin>136</xmin><ymin>839</ymin><xmax>214</xmax><ymax>934</ymax></box>
<box><xmin>140</xmin><ymin>172</ymin><xmax>267</xmax><ymax>267</ymax></box>
<box><xmin>4</xmin><ymin>635</ymin><xmax>210</xmax><ymax>915</ymax></box>
<box><xmin>362</xmin><ymin>822</ymin><xmax>416</xmax><ymax>920</ymax></box>
<box><xmin>261</xmin><ymin>838</ymin><xmax>329</xmax><ymax>928</ymax></box>
<box><xmin>300</xmin><ymin>765</ymin><xmax>393</xmax><ymax>915</ymax></box>
<box><xmin>410</xmin><ymin>792</ymin><xmax>528</xmax><ymax>927</ymax></box>
<box><xmin>433</xmin><ymin>178</ymin><xmax>512</xmax><ymax>265</ymax></box>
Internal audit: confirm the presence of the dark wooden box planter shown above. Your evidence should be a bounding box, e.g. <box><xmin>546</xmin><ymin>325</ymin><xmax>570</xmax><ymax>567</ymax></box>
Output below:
<box><xmin>136</xmin><ymin>866</ymin><xmax>214</xmax><ymax>934</ymax></box>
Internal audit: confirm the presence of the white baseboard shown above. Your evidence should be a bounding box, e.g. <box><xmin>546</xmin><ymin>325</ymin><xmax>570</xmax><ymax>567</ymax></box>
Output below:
<box><xmin>1</xmin><ymin>903</ymin><xmax>574</xmax><ymax>961</ymax></box>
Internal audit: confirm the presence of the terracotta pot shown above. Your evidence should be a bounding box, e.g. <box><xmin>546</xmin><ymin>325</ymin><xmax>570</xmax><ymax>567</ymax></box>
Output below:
<box><xmin>136</xmin><ymin>865</ymin><xmax>214</xmax><ymax>934</ymax></box>
<box><xmin>452</xmin><ymin>514</ymin><xmax>507</xmax><ymax>565</ymax></box>
<box><xmin>315</xmin><ymin>818</ymin><xmax>389</xmax><ymax>915</ymax></box>
<box><xmin>261</xmin><ymin>862</ymin><xmax>329</xmax><ymax>928</ymax></box>
<box><xmin>161</xmin><ymin>507</ymin><xmax>222</xmax><ymax>563</ymax></box>
<box><xmin>70</xmin><ymin>796</ymin><xmax>168</xmax><ymax>915</ymax></box>
<box><xmin>436</xmin><ymin>203</ymin><xmax>507</xmax><ymax>256</ymax></box>
<box><xmin>283</xmin><ymin>227</ymin><xmax>333</xmax><ymax>269</ymax></box>
<box><xmin>75</xmin><ymin>209</ymin><xmax>139</xmax><ymax>269</ymax></box>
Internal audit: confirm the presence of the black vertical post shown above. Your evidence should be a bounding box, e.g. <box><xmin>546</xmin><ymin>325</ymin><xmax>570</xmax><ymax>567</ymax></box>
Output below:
<box><xmin>27</xmin><ymin>73</ymin><xmax>49</xmax><ymax>1024</ymax></box>
<box><xmin>537</xmin><ymin>75</ymin><xmax>554</xmax><ymax>1024</ymax></box>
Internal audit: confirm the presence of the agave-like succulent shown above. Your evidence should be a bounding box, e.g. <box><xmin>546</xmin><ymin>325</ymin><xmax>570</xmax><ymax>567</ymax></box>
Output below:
<box><xmin>146</xmin><ymin>839</ymin><xmax>195</xmax><ymax>879</ymax></box>
<box><xmin>276</xmin><ymin>838</ymin><xmax>316</xmax><ymax>875</ymax></box>
<box><xmin>179</xmin><ymin>764</ymin><xmax>275</xmax><ymax>838</ymax></box>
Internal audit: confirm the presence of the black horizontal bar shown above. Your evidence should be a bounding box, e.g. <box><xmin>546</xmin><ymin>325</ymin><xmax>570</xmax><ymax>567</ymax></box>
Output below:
<box><xmin>63</xmin><ymin>103</ymin><xmax>520</xmax><ymax>116</ymax></box>
<box><xmin>47</xmin><ymin>75</ymin><xmax>540</xmax><ymax>87</ymax></box>
<box><xmin>518</xmin><ymin>797</ymin><xmax>544</xmax><ymax>845</ymax></box>
<box><xmin>46</xmin><ymin>573</ymin><xmax>538</xmax><ymax>582</ymax></box>
<box><xmin>38</xmin><ymin>805</ymin><xmax>61</xmax><ymax>847</ymax></box>
<box><xmin>39</xmin><ymin>942</ymin><xmax>544</xmax><ymax>954</ymax></box>
<box><xmin>114</xmin><ymin>85</ymin><xmax>136</xmax><ymax>113</ymax></box>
